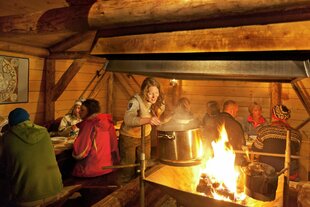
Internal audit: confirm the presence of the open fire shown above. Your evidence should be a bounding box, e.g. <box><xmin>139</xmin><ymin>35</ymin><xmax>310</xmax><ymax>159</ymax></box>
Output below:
<box><xmin>197</xmin><ymin>125</ymin><xmax>246</xmax><ymax>204</ymax></box>
<box><xmin>145</xmin><ymin>124</ymin><xmax>283</xmax><ymax>207</ymax></box>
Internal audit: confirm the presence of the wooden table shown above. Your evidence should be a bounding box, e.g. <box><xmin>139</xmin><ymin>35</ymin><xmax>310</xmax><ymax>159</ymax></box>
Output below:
<box><xmin>53</xmin><ymin>141</ymin><xmax>74</xmax><ymax>179</ymax></box>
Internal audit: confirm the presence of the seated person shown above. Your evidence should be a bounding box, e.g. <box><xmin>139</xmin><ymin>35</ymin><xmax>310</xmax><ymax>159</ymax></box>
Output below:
<box><xmin>162</xmin><ymin>97</ymin><xmax>200</xmax><ymax>130</ymax></box>
<box><xmin>1</xmin><ymin>108</ymin><xmax>63</xmax><ymax>206</ymax></box>
<box><xmin>0</xmin><ymin>115</ymin><xmax>8</xmax><ymax>137</ymax></box>
<box><xmin>244</xmin><ymin>102</ymin><xmax>268</xmax><ymax>139</ymax></box>
<box><xmin>58</xmin><ymin>100</ymin><xmax>82</xmax><ymax>137</ymax></box>
<box><xmin>252</xmin><ymin>104</ymin><xmax>301</xmax><ymax>181</ymax></box>
<box><xmin>202</xmin><ymin>100</ymin><xmax>221</xmax><ymax>143</ymax></box>
<box><xmin>72</xmin><ymin>99</ymin><xmax>120</xmax><ymax>177</ymax></box>
<box><xmin>0</xmin><ymin>115</ymin><xmax>8</xmax><ymax>156</ymax></box>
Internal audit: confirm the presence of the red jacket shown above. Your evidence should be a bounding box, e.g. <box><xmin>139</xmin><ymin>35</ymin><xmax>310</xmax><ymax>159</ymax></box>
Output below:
<box><xmin>72</xmin><ymin>114</ymin><xmax>120</xmax><ymax>177</ymax></box>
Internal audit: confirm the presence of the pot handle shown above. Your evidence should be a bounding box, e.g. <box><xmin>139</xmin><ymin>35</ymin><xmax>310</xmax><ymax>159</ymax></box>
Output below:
<box><xmin>158</xmin><ymin>134</ymin><xmax>175</xmax><ymax>140</ymax></box>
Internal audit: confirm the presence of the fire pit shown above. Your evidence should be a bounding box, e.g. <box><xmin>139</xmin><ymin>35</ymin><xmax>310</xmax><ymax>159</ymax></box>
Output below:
<box><xmin>144</xmin><ymin>125</ymin><xmax>284</xmax><ymax>207</ymax></box>
<box><xmin>144</xmin><ymin>165</ymin><xmax>284</xmax><ymax>207</ymax></box>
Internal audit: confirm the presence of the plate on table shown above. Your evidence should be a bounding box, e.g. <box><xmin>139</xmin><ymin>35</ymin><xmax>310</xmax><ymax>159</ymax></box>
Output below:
<box><xmin>66</xmin><ymin>139</ymin><xmax>75</xmax><ymax>144</ymax></box>
<box><xmin>51</xmin><ymin>137</ymin><xmax>67</xmax><ymax>144</ymax></box>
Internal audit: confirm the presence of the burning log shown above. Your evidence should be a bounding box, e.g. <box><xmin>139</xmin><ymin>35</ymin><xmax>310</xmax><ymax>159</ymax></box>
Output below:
<box><xmin>196</xmin><ymin>173</ymin><xmax>236</xmax><ymax>201</ymax></box>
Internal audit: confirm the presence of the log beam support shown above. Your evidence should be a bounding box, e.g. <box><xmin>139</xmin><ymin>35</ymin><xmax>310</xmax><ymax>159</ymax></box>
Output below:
<box><xmin>0</xmin><ymin>41</ymin><xmax>49</xmax><ymax>57</ymax></box>
<box><xmin>1</xmin><ymin>1</ymin><xmax>310</xmax><ymax>34</ymax></box>
<box><xmin>52</xmin><ymin>59</ymin><xmax>87</xmax><ymax>101</ymax></box>
<box><xmin>49</xmin><ymin>31</ymin><xmax>97</xmax><ymax>53</ymax></box>
<box><xmin>92</xmin><ymin>20</ymin><xmax>310</xmax><ymax>54</ymax></box>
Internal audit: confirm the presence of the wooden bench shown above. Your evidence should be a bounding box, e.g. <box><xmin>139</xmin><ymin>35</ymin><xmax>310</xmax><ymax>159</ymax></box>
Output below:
<box><xmin>47</xmin><ymin>184</ymin><xmax>82</xmax><ymax>207</ymax></box>
<box><xmin>60</xmin><ymin>171</ymin><xmax>121</xmax><ymax>206</ymax></box>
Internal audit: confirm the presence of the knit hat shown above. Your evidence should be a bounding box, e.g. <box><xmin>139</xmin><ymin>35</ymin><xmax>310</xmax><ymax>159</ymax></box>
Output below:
<box><xmin>272</xmin><ymin>104</ymin><xmax>290</xmax><ymax>120</ymax></box>
<box><xmin>8</xmin><ymin>108</ymin><xmax>30</xmax><ymax>126</ymax></box>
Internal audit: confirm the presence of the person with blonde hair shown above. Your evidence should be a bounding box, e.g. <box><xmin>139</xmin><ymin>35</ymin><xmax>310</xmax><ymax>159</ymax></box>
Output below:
<box><xmin>119</xmin><ymin>77</ymin><xmax>165</xmax><ymax>183</ymax></box>
<box><xmin>58</xmin><ymin>100</ymin><xmax>82</xmax><ymax>137</ymax></box>
<box><xmin>244</xmin><ymin>102</ymin><xmax>267</xmax><ymax>138</ymax></box>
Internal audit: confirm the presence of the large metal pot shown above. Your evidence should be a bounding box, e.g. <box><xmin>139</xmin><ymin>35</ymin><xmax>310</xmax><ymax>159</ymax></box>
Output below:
<box><xmin>157</xmin><ymin>127</ymin><xmax>203</xmax><ymax>166</ymax></box>
<box><xmin>243</xmin><ymin>162</ymin><xmax>279</xmax><ymax>201</ymax></box>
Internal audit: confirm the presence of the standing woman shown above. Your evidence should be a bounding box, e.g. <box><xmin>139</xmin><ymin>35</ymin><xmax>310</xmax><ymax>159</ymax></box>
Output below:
<box><xmin>72</xmin><ymin>99</ymin><xmax>120</xmax><ymax>177</ymax></box>
<box><xmin>119</xmin><ymin>77</ymin><xmax>165</xmax><ymax>183</ymax></box>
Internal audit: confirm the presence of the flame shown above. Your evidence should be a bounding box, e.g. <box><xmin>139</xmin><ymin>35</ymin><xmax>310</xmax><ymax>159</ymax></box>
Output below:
<box><xmin>200</xmin><ymin>125</ymin><xmax>246</xmax><ymax>202</ymax></box>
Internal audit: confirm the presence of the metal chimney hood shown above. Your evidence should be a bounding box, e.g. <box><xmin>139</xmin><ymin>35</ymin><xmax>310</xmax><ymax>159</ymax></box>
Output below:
<box><xmin>106</xmin><ymin>59</ymin><xmax>310</xmax><ymax>82</ymax></box>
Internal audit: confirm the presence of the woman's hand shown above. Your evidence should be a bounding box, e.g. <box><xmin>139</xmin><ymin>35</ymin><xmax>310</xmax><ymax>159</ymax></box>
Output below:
<box><xmin>149</xmin><ymin>116</ymin><xmax>161</xmax><ymax>126</ymax></box>
<box><xmin>71</xmin><ymin>125</ymin><xmax>77</xmax><ymax>130</ymax></box>
<box><xmin>140</xmin><ymin>116</ymin><xmax>161</xmax><ymax>126</ymax></box>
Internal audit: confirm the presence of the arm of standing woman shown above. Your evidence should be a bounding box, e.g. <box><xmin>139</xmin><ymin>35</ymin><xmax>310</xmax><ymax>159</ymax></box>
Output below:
<box><xmin>72</xmin><ymin>121</ymin><xmax>93</xmax><ymax>160</ymax></box>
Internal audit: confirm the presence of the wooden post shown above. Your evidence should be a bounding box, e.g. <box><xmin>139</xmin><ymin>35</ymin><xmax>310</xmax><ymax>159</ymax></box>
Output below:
<box><xmin>140</xmin><ymin>125</ymin><xmax>146</xmax><ymax>207</ymax></box>
<box><xmin>283</xmin><ymin>129</ymin><xmax>291</xmax><ymax>207</ymax></box>
<box><xmin>107</xmin><ymin>73</ymin><xmax>114</xmax><ymax>114</ymax></box>
<box><xmin>270</xmin><ymin>82</ymin><xmax>282</xmax><ymax>117</ymax></box>
<box><xmin>45</xmin><ymin>59</ymin><xmax>55</xmax><ymax>122</ymax></box>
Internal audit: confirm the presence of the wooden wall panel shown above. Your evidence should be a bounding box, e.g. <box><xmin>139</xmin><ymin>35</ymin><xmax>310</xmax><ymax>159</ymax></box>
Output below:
<box><xmin>54</xmin><ymin>60</ymin><xmax>108</xmax><ymax>119</ymax></box>
<box><xmin>0</xmin><ymin>50</ymin><xmax>45</xmax><ymax>124</ymax></box>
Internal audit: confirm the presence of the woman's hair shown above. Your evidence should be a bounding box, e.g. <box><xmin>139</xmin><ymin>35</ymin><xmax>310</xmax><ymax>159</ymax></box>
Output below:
<box><xmin>82</xmin><ymin>99</ymin><xmax>101</xmax><ymax>117</ymax></box>
<box><xmin>248</xmin><ymin>102</ymin><xmax>262</xmax><ymax>114</ymax></box>
<box><xmin>140</xmin><ymin>77</ymin><xmax>165</xmax><ymax>111</ymax></box>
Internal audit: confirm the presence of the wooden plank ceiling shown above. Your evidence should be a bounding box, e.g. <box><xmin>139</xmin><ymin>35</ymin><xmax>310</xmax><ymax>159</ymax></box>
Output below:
<box><xmin>0</xmin><ymin>0</ymin><xmax>310</xmax><ymax>54</ymax></box>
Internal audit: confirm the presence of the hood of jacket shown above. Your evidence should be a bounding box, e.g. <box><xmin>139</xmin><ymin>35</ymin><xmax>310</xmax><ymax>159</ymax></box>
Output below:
<box><xmin>8</xmin><ymin>120</ymin><xmax>48</xmax><ymax>144</ymax></box>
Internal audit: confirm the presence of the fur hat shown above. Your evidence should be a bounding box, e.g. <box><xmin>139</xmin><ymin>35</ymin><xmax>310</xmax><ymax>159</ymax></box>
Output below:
<box><xmin>8</xmin><ymin>108</ymin><xmax>30</xmax><ymax>126</ymax></box>
<box><xmin>272</xmin><ymin>104</ymin><xmax>290</xmax><ymax>120</ymax></box>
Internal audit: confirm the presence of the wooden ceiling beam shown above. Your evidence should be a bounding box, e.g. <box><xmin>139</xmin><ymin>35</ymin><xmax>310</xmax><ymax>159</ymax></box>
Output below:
<box><xmin>1</xmin><ymin>0</ymin><xmax>310</xmax><ymax>34</ymax></box>
<box><xmin>91</xmin><ymin>20</ymin><xmax>310</xmax><ymax>54</ymax></box>
<box><xmin>49</xmin><ymin>51</ymin><xmax>106</xmax><ymax>64</ymax></box>
<box><xmin>97</xmin><ymin>7</ymin><xmax>310</xmax><ymax>38</ymax></box>
<box><xmin>49</xmin><ymin>31</ymin><xmax>97</xmax><ymax>52</ymax></box>
<box><xmin>0</xmin><ymin>40</ymin><xmax>49</xmax><ymax>57</ymax></box>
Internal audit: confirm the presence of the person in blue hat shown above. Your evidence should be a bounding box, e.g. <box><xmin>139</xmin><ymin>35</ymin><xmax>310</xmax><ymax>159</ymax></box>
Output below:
<box><xmin>1</xmin><ymin>108</ymin><xmax>63</xmax><ymax>206</ymax></box>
